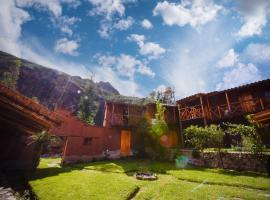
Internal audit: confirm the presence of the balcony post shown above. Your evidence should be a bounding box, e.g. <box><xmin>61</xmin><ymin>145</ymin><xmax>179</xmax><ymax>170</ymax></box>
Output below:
<box><xmin>177</xmin><ymin>104</ymin><xmax>184</xmax><ymax>148</ymax></box>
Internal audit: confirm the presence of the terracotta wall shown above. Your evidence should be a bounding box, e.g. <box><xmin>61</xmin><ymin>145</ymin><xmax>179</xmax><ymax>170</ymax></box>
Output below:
<box><xmin>51</xmin><ymin>109</ymin><xmax>122</xmax><ymax>164</ymax></box>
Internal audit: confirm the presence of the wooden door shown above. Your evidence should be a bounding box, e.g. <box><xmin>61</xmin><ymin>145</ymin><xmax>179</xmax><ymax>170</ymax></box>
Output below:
<box><xmin>120</xmin><ymin>130</ymin><xmax>131</xmax><ymax>156</ymax></box>
<box><xmin>239</xmin><ymin>93</ymin><xmax>255</xmax><ymax>113</ymax></box>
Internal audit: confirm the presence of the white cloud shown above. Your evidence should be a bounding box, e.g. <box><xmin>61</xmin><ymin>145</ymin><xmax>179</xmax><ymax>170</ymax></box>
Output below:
<box><xmin>94</xmin><ymin>66</ymin><xmax>141</xmax><ymax>96</ymax></box>
<box><xmin>160</xmin><ymin>21</ymin><xmax>235</xmax><ymax>98</ymax></box>
<box><xmin>16</xmin><ymin>0</ymin><xmax>63</xmax><ymax>17</ymax></box>
<box><xmin>98</xmin><ymin>21</ymin><xmax>111</xmax><ymax>39</ymax></box>
<box><xmin>51</xmin><ymin>16</ymin><xmax>81</xmax><ymax>36</ymax></box>
<box><xmin>141</xmin><ymin>19</ymin><xmax>153</xmax><ymax>29</ymax></box>
<box><xmin>216</xmin><ymin>63</ymin><xmax>261</xmax><ymax>90</ymax></box>
<box><xmin>96</xmin><ymin>53</ymin><xmax>155</xmax><ymax>78</ymax></box>
<box><xmin>236</xmin><ymin>0</ymin><xmax>270</xmax><ymax>38</ymax></box>
<box><xmin>54</xmin><ymin>38</ymin><xmax>79</xmax><ymax>56</ymax></box>
<box><xmin>114</xmin><ymin>16</ymin><xmax>134</xmax><ymax>30</ymax></box>
<box><xmin>155</xmin><ymin>84</ymin><xmax>166</xmax><ymax>93</ymax></box>
<box><xmin>217</xmin><ymin>48</ymin><xmax>238</xmax><ymax>68</ymax></box>
<box><xmin>22</xmin><ymin>42</ymin><xmax>89</xmax><ymax>78</ymax></box>
<box><xmin>97</xmin><ymin>17</ymin><xmax>134</xmax><ymax>39</ymax></box>
<box><xmin>242</xmin><ymin>43</ymin><xmax>270</xmax><ymax>64</ymax></box>
<box><xmin>153</xmin><ymin>0</ymin><xmax>222</xmax><ymax>28</ymax></box>
<box><xmin>128</xmin><ymin>34</ymin><xmax>166</xmax><ymax>59</ymax></box>
<box><xmin>0</xmin><ymin>0</ymin><xmax>30</xmax><ymax>57</ymax></box>
<box><xmin>88</xmin><ymin>0</ymin><xmax>125</xmax><ymax>20</ymax></box>
<box><xmin>88</xmin><ymin>0</ymin><xmax>136</xmax><ymax>39</ymax></box>
<box><xmin>16</xmin><ymin>0</ymin><xmax>81</xmax><ymax>37</ymax></box>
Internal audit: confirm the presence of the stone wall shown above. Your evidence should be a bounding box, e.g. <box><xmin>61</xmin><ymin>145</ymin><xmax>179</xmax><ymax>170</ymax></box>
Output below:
<box><xmin>180</xmin><ymin>149</ymin><xmax>270</xmax><ymax>173</ymax></box>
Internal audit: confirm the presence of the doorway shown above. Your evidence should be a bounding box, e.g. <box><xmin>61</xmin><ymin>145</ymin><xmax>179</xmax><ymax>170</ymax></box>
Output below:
<box><xmin>120</xmin><ymin>130</ymin><xmax>131</xmax><ymax>156</ymax></box>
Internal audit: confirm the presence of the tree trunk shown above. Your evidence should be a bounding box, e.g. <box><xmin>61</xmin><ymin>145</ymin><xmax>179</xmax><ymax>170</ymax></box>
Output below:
<box><xmin>32</xmin><ymin>144</ymin><xmax>43</xmax><ymax>170</ymax></box>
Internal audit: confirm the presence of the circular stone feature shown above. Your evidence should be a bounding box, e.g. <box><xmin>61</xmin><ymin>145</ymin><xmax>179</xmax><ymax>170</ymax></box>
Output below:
<box><xmin>135</xmin><ymin>172</ymin><xmax>157</xmax><ymax>181</ymax></box>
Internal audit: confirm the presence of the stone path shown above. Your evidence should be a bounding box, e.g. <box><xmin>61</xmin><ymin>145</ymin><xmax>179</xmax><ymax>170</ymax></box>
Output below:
<box><xmin>0</xmin><ymin>173</ymin><xmax>16</xmax><ymax>200</ymax></box>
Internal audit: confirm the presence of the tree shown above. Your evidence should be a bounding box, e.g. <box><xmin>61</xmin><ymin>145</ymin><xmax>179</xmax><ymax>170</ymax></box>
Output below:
<box><xmin>78</xmin><ymin>84</ymin><xmax>98</xmax><ymax>125</ymax></box>
<box><xmin>1</xmin><ymin>59</ymin><xmax>21</xmax><ymax>89</ymax></box>
<box><xmin>134</xmin><ymin>101</ymin><xmax>169</xmax><ymax>160</ymax></box>
<box><xmin>28</xmin><ymin>131</ymin><xmax>56</xmax><ymax>169</ymax></box>
<box><xmin>150</xmin><ymin>100</ymin><xmax>168</xmax><ymax>139</ymax></box>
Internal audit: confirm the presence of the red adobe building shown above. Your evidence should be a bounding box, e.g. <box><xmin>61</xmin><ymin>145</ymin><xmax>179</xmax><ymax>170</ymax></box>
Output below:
<box><xmin>52</xmin><ymin>101</ymin><xmax>180</xmax><ymax>163</ymax></box>
<box><xmin>51</xmin><ymin>79</ymin><xmax>270</xmax><ymax>163</ymax></box>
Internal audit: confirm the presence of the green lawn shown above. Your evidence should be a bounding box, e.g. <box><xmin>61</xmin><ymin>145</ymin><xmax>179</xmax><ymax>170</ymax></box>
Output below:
<box><xmin>27</xmin><ymin>158</ymin><xmax>270</xmax><ymax>200</ymax></box>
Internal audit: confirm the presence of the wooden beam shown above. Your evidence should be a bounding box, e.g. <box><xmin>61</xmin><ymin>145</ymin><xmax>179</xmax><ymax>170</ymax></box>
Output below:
<box><xmin>199</xmin><ymin>95</ymin><xmax>207</xmax><ymax>126</ymax></box>
<box><xmin>225</xmin><ymin>92</ymin><xmax>231</xmax><ymax>112</ymax></box>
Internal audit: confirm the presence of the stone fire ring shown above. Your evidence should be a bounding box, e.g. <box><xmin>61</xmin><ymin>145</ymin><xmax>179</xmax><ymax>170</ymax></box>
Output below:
<box><xmin>135</xmin><ymin>172</ymin><xmax>158</xmax><ymax>181</ymax></box>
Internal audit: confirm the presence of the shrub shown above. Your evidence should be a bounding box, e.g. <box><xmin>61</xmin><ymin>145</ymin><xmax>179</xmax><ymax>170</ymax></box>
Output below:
<box><xmin>184</xmin><ymin>125</ymin><xmax>209</xmax><ymax>151</ymax></box>
<box><xmin>226</xmin><ymin>123</ymin><xmax>264</xmax><ymax>155</ymax></box>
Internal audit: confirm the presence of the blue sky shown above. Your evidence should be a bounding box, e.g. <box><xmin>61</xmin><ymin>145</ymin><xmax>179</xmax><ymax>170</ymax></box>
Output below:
<box><xmin>0</xmin><ymin>0</ymin><xmax>270</xmax><ymax>98</ymax></box>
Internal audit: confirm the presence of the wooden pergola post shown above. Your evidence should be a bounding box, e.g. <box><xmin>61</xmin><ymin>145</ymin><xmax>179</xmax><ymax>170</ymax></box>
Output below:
<box><xmin>199</xmin><ymin>95</ymin><xmax>207</xmax><ymax>126</ymax></box>
<box><xmin>225</xmin><ymin>92</ymin><xmax>231</xmax><ymax>112</ymax></box>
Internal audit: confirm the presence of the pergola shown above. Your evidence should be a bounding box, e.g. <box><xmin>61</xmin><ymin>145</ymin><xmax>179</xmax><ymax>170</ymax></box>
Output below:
<box><xmin>0</xmin><ymin>83</ymin><xmax>61</xmax><ymax>170</ymax></box>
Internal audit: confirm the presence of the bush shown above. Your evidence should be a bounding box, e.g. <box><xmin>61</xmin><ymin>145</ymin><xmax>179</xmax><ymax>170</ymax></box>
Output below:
<box><xmin>184</xmin><ymin>125</ymin><xmax>214</xmax><ymax>151</ymax></box>
<box><xmin>226</xmin><ymin>123</ymin><xmax>264</xmax><ymax>155</ymax></box>
<box><xmin>184</xmin><ymin>125</ymin><xmax>225</xmax><ymax>149</ymax></box>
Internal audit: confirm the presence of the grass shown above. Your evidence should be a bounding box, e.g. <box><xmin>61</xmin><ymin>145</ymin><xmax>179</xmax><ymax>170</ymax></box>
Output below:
<box><xmin>27</xmin><ymin>158</ymin><xmax>270</xmax><ymax>200</ymax></box>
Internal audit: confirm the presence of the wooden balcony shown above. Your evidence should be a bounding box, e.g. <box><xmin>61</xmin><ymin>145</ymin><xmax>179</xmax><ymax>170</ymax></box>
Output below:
<box><xmin>179</xmin><ymin>97</ymin><xmax>270</xmax><ymax>122</ymax></box>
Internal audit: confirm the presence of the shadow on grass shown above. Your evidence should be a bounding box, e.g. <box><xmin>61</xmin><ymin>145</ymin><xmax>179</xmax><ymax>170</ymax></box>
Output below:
<box><xmin>26</xmin><ymin>165</ymin><xmax>84</xmax><ymax>181</ymax></box>
<box><xmin>27</xmin><ymin>158</ymin><xmax>269</xmax><ymax>182</ymax></box>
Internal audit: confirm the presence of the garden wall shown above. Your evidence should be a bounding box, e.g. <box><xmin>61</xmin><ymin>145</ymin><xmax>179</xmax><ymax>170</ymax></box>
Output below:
<box><xmin>180</xmin><ymin>149</ymin><xmax>270</xmax><ymax>173</ymax></box>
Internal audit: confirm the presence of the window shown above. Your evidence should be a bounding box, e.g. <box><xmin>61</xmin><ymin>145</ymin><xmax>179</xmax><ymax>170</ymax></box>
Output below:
<box><xmin>83</xmin><ymin>137</ymin><xmax>92</xmax><ymax>145</ymax></box>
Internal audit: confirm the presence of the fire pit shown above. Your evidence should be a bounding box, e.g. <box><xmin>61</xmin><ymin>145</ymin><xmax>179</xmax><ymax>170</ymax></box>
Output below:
<box><xmin>135</xmin><ymin>172</ymin><xmax>157</xmax><ymax>181</ymax></box>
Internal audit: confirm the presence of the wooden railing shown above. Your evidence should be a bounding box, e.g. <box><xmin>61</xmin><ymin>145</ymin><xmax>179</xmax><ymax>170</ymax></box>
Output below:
<box><xmin>179</xmin><ymin>97</ymin><xmax>270</xmax><ymax>121</ymax></box>
<box><xmin>179</xmin><ymin>105</ymin><xmax>203</xmax><ymax>121</ymax></box>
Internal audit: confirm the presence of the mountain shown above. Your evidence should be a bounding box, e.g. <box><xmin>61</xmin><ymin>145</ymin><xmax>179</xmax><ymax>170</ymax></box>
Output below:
<box><xmin>0</xmin><ymin>51</ymin><xmax>122</xmax><ymax>124</ymax></box>
<box><xmin>0</xmin><ymin>51</ymin><xmax>153</xmax><ymax>125</ymax></box>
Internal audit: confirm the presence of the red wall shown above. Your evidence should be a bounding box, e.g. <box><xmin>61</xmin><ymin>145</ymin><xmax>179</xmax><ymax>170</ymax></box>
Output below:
<box><xmin>51</xmin><ymin>109</ymin><xmax>121</xmax><ymax>163</ymax></box>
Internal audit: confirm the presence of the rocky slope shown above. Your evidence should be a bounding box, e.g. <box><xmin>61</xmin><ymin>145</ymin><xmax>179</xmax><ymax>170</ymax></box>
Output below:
<box><xmin>0</xmin><ymin>51</ymin><xmax>122</xmax><ymax>124</ymax></box>
<box><xmin>0</xmin><ymin>51</ymin><xmax>152</xmax><ymax>125</ymax></box>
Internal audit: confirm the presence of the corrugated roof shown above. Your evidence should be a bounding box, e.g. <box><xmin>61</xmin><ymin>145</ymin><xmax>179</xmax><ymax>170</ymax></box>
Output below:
<box><xmin>177</xmin><ymin>78</ymin><xmax>270</xmax><ymax>102</ymax></box>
